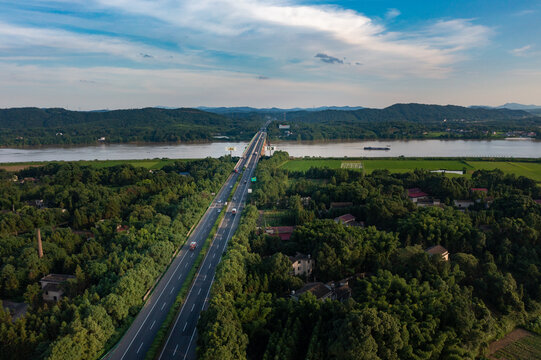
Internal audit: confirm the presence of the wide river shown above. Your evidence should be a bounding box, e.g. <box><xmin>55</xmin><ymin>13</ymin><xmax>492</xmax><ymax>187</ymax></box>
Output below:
<box><xmin>0</xmin><ymin>139</ymin><xmax>540</xmax><ymax>163</ymax></box>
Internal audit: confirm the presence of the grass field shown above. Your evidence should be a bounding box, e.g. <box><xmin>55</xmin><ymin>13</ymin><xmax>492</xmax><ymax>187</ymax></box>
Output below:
<box><xmin>280</xmin><ymin>159</ymin><xmax>347</xmax><ymax>172</ymax></box>
<box><xmin>279</xmin><ymin>158</ymin><xmax>541</xmax><ymax>182</ymax></box>
<box><xmin>465</xmin><ymin>161</ymin><xmax>541</xmax><ymax>182</ymax></box>
<box><xmin>0</xmin><ymin>158</ymin><xmax>189</xmax><ymax>171</ymax></box>
<box><xmin>491</xmin><ymin>332</ymin><xmax>541</xmax><ymax>360</ymax></box>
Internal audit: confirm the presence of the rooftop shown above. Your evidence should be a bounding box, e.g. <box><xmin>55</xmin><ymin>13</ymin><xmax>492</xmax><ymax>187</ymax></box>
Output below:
<box><xmin>471</xmin><ymin>188</ymin><xmax>488</xmax><ymax>192</ymax></box>
<box><xmin>407</xmin><ymin>188</ymin><xmax>428</xmax><ymax>198</ymax></box>
<box><xmin>289</xmin><ymin>252</ymin><xmax>311</xmax><ymax>263</ymax></box>
<box><xmin>425</xmin><ymin>245</ymin><xmax>449</xmax><ymax>256</ymax></box>
<box><xmin>40</xmin><ymin>274</ymin><xmax>75</xmax><ymax>284</ymax></box>
<box><xmin>334</xmin><ymin>213</ymin><xmax>356</xmax><ymax>223</ymax></box>
<box><xmin>295</xmin><ymin>282</ymin><xmax>332</xmax><ymax>299</ymax></box>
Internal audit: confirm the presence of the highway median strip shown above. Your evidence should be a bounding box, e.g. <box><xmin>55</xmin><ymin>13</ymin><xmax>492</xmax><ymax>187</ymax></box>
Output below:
<box><xmin>144</xmin><ymin>173</ymin><xmax>242</xmax><ymax>360</ymax></box>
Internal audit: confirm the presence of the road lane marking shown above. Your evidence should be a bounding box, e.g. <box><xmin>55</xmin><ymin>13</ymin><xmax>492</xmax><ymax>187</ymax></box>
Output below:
<box><xmin>212</xmin><ymin>253</ymin><xmax>216</xmax><ymax>258</ymax></box>
<box><xmin>198</xmin><ymin>288</ymin><xmax>202</xmax><ymax>295</ymax></box>
<box><xmin>150</xmin><ymin>320</ymin><xmax>156</xmax><ymax>330</ymax></box>
<box><xmin>183</xmin><ymin>322</ymin><xmax>188</xmax><ymax>332</ymax></box>
<box><xmin>119</xmin><ymin>239</ymin><xmax>191</xmax><ymax>360</ymax></box>
<box><xmin>173</xmin><ymin>344</ymin><xmax>178</xmax><ymax>357</ymax></box>
<box><xmin>161</xmin><ymin>302</ymin><xmax>166</xmax><ymax>311</ymax></box>
<box><xmin>185</xmin><ymin>263</ymin><xmax>189</xmax><ymax>268</ymax></box>
<box><xmin>170</xmin><ymin>287</ymin><xmax>175</xmax><ymax>294</ymax></box>
<box><xmin>190</xmin><ymin>252</ymin><xmax>194</xmax><ymax>257</ymax></box>
<box><xmin>157</xmin><ymin>132</ymin><xmax>264</xmax><ymax>360</ymax></box>
<box><xmin>178</xmin><ymin>273</ymin><xmax>182</xmax><ymax>280</ymax></box>
<box><xmin>183</xmin><ymin>273</ymin><xmax>217</xmax><ymax>360</ymax></box>
<box><xmin>136</xmin><ymin>342</ymin><xmax>144</xmax><ymax>354</ymax></box>
<box><xmin>191</xmin><ymin>304</ymin><xmax>195</xmax><ymax>312</ymax></box>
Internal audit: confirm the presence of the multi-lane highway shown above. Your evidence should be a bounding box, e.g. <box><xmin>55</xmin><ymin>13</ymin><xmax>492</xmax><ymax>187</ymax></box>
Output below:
<box><xmin>158</xmin><ymin>129</ymin><xmax>266</xmax><ymax>360</ymax></box>
<box><xmin>106</xmin><ymin>127</ymin><xmax>267</xmax><ymax>360</ymax></box>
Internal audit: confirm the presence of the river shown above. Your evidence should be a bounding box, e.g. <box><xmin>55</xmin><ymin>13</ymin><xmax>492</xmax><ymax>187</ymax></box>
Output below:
<box><xmin>0</xmin><ymin>139</ymin><xmax>540</xmax><ymax>163</ymax></box>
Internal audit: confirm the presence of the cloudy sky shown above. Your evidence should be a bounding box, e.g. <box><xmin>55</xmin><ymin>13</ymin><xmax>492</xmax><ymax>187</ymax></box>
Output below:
<box><xmin>0</xmin><ymin>0</ymin><xmax>540</xmax><ymax>109</ymax></box>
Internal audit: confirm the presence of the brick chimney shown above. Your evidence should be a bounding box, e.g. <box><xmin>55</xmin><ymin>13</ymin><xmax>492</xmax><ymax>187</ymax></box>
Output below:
<box><xmin>37</xmin><ymin>228</ymin><xmax>43</xmax><ymax>258</ymax></box>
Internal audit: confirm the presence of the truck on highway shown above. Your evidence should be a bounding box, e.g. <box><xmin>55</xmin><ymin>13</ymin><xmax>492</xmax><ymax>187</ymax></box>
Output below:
<box><xmin>232</xmin><ymin>208</ymin><xmax>237</xmax><ymax>214</ymax></box>
<box><xmin>189</xmin><ymin>242</ymin><xmax>197</xmax><ymax>250</ymax></box>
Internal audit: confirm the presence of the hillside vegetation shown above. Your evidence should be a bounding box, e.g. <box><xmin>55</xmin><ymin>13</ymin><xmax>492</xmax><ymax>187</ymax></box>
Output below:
<box><xmin>266</xmin><ymin>103</ymin><xmax>541</xmax><ymax>140</ymax></box>
<box><xmin>0</xmin><ymin>107</ymin><xmax>259</xmax><ymax>146</ymax></box>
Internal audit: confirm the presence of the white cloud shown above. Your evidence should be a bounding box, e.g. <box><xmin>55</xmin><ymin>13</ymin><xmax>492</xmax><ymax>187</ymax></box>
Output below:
<box><xmin>510</xmin><ymin>44</ymin><xmax>533</xmax><ymax>57</ymax></box>
<box><xmin>0</xmin><ymin>21</ymin><xmax>196</xmax><ymax>66</ymax></box>
<box><xmin>385</xmin><ymin>8</ymin><xmax>401</xmax><ymax>20</ymax></box>
<box><xmin>89</xmin><ymin>0</ymin><xmax>491</xmax><ymax>78</ymax></box>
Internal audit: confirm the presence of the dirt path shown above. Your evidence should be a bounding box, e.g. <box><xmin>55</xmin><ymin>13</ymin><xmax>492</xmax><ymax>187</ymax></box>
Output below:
<box><xmin>488</xmin><ymin>328</ymin><xmax>533</xmax><ymax>359</ymax></box>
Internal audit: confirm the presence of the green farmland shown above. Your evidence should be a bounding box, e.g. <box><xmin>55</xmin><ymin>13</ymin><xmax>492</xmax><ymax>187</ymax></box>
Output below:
<box><xmin>492</xmin><ymin>333</ymin><xmax>541</xmax><ymax>360</ymax></box>
<box><xmin>279</xmin><ymin>158</ymin><xmax>541</xmax><ymax>182</ymax></box>
<box><xmin>0</xmin><ymin>158</ymin><xmax>189</xmax><ymax>171</ymax></box>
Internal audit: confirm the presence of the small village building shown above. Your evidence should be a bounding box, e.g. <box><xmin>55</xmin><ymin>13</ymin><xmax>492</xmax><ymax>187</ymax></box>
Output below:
<box><xmin>406</xmin><ymin>188</ymin><xmax>428</xmax><ymax>203</ymax></box>
<box><xmin>334</xmin><ymin>213</ymin><xmax>356</xmax><ymax>225</ymax></box>
<box><xmin>416</xmin><ymin>198</ymin><xmax>441</xmax><ymax>208</ymax></box>
<box><xmin>471</xmin><ymin>188</ymin><xmax>488</xmax><ymax>193</ymax></box>
<box><xmin>301</xmin><ymin>197</ymin><xmax>311</xmax><ymax>207</ymax></box>
<box><xmin>40</xmin><ymin>274</ymin><xmax>75</xmax><ymax>302</ymax></box>
<box><xmin>289</xmin><ymin>253</ymin><xmax>314</xmax><ymax>276</ymax></box>
<box><xmin>292</xmin><ymin>282</ymin><xmax>332</xmax><ymax>301</ymax></box>
<box><xmin>454</xmin><ymin>200</ymin><xmax>474</xmax><ymax>209</ymax></box>
<box><xmin>425</xmin><ymin>245</ymin><xmax>450</xmax><ymax>261</ymax></box>
<box><xmin>333</xmin><ymin>284</ymin><xmax>352</xmax><ymax>302</ymax></box>
<box><xmin>116</xmin><ymin>224</ymin><xmax>129</xmax><ymax>233</ymax></box>
<box><xmin>534</xmin><ymin>200</ymin><xmax>541</xmax><ymax>205</ymax></box>
<box><xmin>265</xmin><ymin>226</ymin><xmax>295</xmax><ymax>241</ymax></box>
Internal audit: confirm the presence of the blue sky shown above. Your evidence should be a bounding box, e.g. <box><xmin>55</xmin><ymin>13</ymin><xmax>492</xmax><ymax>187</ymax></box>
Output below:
<box><xmin>0</xmin><ymin>0</ymin><xmax>540</xmax><ymax>109</ymax></box>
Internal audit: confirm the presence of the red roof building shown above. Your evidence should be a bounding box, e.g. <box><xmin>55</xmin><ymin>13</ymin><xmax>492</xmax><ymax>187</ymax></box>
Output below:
<box><xmin>534</xmin><ymin>200</ymin><xmax>541</xmax><ymax>205</ymax></box>
<box><xmin>471</xmin><ymin>188</ymin><xmax>488</xmax><ymax>193</ymax></box>
<box><xmin>406</xmin><ymin>188</ymin><xmax>428</xmax><ymax>202</ymax></box>
<box><xmin>334</xmin><ymin>214</ymin><xmax>356</xmax><ymax>225</ymax></box>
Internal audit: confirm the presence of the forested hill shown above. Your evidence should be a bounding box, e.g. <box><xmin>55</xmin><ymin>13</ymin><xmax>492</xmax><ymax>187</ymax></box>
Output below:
<box><xmin>268</xmin><ymin>103</ymin><xmax>541</xmax><ymax>140</ymax></box>
<box><xmin>0</xmin><ymin>107</ymin><xmax>260</xmax><ymax>146</ymax></box>
<box><xmin>285</xmin><ymin>103</ymin><xmax>530</xmax><ymax>123</ymax></box>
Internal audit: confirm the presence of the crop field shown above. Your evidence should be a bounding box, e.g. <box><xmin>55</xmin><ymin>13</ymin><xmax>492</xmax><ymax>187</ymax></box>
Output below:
<box><xmin>280</xmin><ymin>159</ymin><xmax>347</xmax><ymax>172</ymax></box>
<box><xmin>362</xmin><ymin>159</ymin><xmax>469</xmax><ymax>173</ymax></box>
<box><xmin>0</xmin><ymin>158</ymin><xmax>189</xmax><ymax>171</ymax></box>
<box><xmin>464</xmin><ymin>161</ymin><xmax>541</xmax><ymax>182</ymax></box>
<box><xmin>491</xmin><ymin>332</ymin><xmax>541</xmax><ymax>360</ymax></box>
<box><xmin>279</xmin><ymin>158</ymin><xmax>541</xmax><ymax>182</ymax></box>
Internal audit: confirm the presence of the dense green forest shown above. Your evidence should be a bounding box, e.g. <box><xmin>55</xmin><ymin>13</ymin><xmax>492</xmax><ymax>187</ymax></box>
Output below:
<box><xmin>265</xmin><ymin>104</ymin><xmax>541</xmax><ymax>140</ymax></box>
<box><xmin>0</xmin><ymin>108</ymin><xmax>260</xmax><ymax>146</ymax></box>
<box><xmin>2</xmin><ymin>104</ymin><xmax>540</xmax><ymax>146</ymax></box>
<box><xmin>0</xmin><ymin>157</ymin><xmax>234</xmax><ymax>359</ymax></box>
<box><xmin>197</xmin><ymin>151</ymin><xmax>541</xmax><ymax>359</ymax></box>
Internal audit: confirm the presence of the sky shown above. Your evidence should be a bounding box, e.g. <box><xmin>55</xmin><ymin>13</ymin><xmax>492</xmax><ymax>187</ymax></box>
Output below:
<box><xmin>0</xmin><ymin>0</ymin><xmax>540</xmax><ymax>109</ymax></box>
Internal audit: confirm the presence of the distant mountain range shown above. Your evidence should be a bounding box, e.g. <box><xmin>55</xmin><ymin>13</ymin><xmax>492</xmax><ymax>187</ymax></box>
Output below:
<box><xmin>195</xmin><ymin>106</ymin><xmax>364</xmax><ymax>114</ymax></box>
<box><xmin>471</xmin><ymin>103</ymin><xmax>541</xmax><ymax>113</ymax></box>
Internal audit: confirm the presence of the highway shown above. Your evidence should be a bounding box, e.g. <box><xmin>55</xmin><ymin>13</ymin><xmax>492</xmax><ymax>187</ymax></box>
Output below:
<box><xmin>157</xmin><ymin>128</ymin><xmax>267</xmax><ymax>360</ymax></box>
<box><xmin>106</xmin><ymin>128</ymin><xmax>266</xmax><ymax>360</ymax></box>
